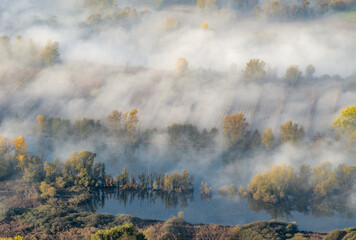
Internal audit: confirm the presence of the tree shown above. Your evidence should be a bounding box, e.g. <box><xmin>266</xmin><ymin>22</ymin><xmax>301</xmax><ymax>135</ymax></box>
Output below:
<box><xmin>12</xmin><ymin>136</ymin><xmax>27</xmax><ymax>156</ymax></box>
<box><xmin>223</xmin><ymin>113</ymin><xmax>249</xmax><ymax>147</ymax></box>
<box><xmin>285</xmin><ymin>65</ymin><xmax>302</xmax><ymax>85</ymax></box>
<box><xmin>246</xmin><ymin>164</ymin><xmax>297</xmax><ymax>204</ymax></box>
<box><xmin>201</xmin><ymin>22</ymin><xmax>208</xmax><ymax>30</ymax></box>
<box><xmin>332</xmin><ymin>106</ymin><xmax>356</xmax><ymax>141</ymax></box>
<box><xmin>279</xmin><ymin>121</ymin><xmax>305</xmax><ymax>144</ymax></box>
<box><xmin>197</xmin><ymin>0</ymin><xmax>216</xmax><ymax>8</ymax></box>
<box><xmin>0</xmin><ymin>136</ymin><xmax>15</xmax><ymax>180</ymax></box>
<box><xmin>176</xmin><ymin>58</ymin><xmax>188</xmax><ymax>74</ymax></box>
<box><xmin>107</xmin><ymin>110</ymin><xmax>122</xmax><ymax>136</ymax></box>
<box><xmin>312</xmin><ymin>162</ymin><xmax>336</xmax><ymax>196</ymax></box>
<box><xmin>12</xmin><ymin>136</ymin><xmax>29</xmax><ymax>171</ymax></box>
<box><xmin>122</xmin><ymin>109</ymin><xmax>139</xmax><ymax>142</ymax></box>
<box><xmin>305</xmin><ymin>64</ymin><xmax>315</xmax><ymax>78</ymax></box>
<box><xmin>178</xmin><ymin>211</ymin><xmax>184</xmax><ymax>219</ymax></box>
<box><xmin>36</xmin><ymin>115</ymin><xmax>47</xmax><ymax>135</ymax></box>
<box><xmin>242</xmin><ymin>58</ymin><xmax>266</xmax><ymax>82</ymax></box>
<box><xmin>262</xmin><ymin>128</ymin><xmax>274</xmax><ymax>149</ymax></box>
<box><xmin>251</xmin><ymin>130</ymin><xmax>261</xmax><ymax>149</ymax></box>
<box><xmin>40</xmin><ymin>181</ymin><xmax>57</xmax><ymax>198</ymax></box>
<box><xmin>63</xmin><ymin>151</ymin><xmax>99</xmax><ymax>187</ymax></box>
<box><xmin>39</xmin><ymin>40</ymin><xmax>59</xmax><ymax>66</ymax></box>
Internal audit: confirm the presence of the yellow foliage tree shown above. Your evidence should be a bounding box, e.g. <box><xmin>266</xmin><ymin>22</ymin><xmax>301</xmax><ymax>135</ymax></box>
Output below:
<box><xmin>122</xmin><ymin>109</ymin><xmax>139</xmax><ymax>142</ymax></box>
<box><xmin>12</xmin><ymin>136</ymin><xmax>27</xmax><ymax>156</ymax></box>
<box><xmin>261</xmin><ymin>128</ymin><xmax>274</xmax><ymax>149</ymax></box>
<box><xmin>279</xmin><ymin>121</ymin><xmax>305</xmax><ymax>144</ymax></box>
<box><xmin>312</xmin><ymin>162</ymin><xmax>336</xmax><ymax>196</ymax></box>
<box><xmin>247</xmin><ymin>164</ymin><xmax>297</xmax><ymax>204</ymax></box>
<box><xmin>0</xmin><ymin>237</ymin><xmax>24</xmax><ymax>240</ymax></box>
<box><xmin>36</xmin><ymin>115</ymin><xmax>47</xmax><ymax>135</ymax></box>
<box><xmin>223</xmin><ymin>113</ymin><xmax>249</xmax><ymax>147</ymax></box>
<box><xmin>332</xmin><ymin>106</ymin><xmax>356</xmax><ymax>140</ymax></box>
<box><xmin>201</xmin><ymin>22</ymin><xmax>208</xmax><ymax>30</ymax></box>
<box><xmin>39</xmin><ymin>40</ymin><xmax>59</xmax><ymax>66</ymax></box>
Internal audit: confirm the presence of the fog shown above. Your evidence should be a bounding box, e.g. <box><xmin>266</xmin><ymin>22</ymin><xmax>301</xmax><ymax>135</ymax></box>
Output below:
<box><xmin>0</xmin><ymin>0</ymin><xmax>355</xmax><ymax>190</ymax></box>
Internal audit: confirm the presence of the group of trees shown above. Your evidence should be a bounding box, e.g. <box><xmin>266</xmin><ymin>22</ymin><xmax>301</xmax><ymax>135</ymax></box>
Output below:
<box><xmin>239</xmin><ymin>162</ymin><xmax>356</xmax><ymax>204</ymax></box>
<box><xmin>33</xmin><ymin>105</ymin><xmax>355</xmax><ymax>158</ymax></box>
<box><xmin>0</xmin><ymin>134</ymin><xmax>194</xmax><ymax>199</ymax></box>
<box><xmin>222</xmin><ymin>113</ymin><xmax>306</xmax><ymax>150</ymax></box>
<box><xmin>113</xmin><ymin>168</ymin><xmax>194</xmax><ymax>193</ymax></box>
<box><xmin>0</xmin><ymin>136</ymin><xmax>45</xmax><ymax>182</ymax></box>
<box><xmin>241</xmin><ymin>58</ymin><xmax>315</xmax><ymax>84</ymax></box>
<box><xmin>0</xmin><ymin>35</ymin><xmax>59</xmax><ymax>66</ymax></box>
<box><xmin>35</xmin><ymin>109</ymin><xmax>139</xmax><ymax>142</ymax></box>
<box><xmin>167</xmin><ymin>123</ymin><xmax>217</xmax><ymax>147</ymax></box>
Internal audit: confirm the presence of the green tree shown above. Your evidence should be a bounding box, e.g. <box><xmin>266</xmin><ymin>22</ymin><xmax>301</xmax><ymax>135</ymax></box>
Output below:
<box><xmin>91</xmin><ymin>223</ymin><xmax>146</xmax><ymax>240</ymax></box>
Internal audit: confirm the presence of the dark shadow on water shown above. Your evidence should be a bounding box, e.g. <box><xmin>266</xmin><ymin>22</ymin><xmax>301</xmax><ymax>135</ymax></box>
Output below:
<box><xmin>79</xmin><ymin>189</ymin><xmax>194</xmax><ymax>212</ymax></box>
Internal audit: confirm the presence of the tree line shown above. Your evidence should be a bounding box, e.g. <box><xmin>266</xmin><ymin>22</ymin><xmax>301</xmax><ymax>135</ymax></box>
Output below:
<box><xmin>0</xmin><ymin>135</ymin><xmax>193</xmax><ymax>200</ymax></box>
<box><xmin>33</xmin><ymin>104</ymin><xmax>355</xmax><ymax>151</ymax></box>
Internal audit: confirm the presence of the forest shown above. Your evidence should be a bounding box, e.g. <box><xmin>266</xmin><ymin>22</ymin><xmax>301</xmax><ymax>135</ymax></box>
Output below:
<box><xmin>0</xmin><ymin>0</ymin><xmax>356</xmax><ymax>239</ymax></box>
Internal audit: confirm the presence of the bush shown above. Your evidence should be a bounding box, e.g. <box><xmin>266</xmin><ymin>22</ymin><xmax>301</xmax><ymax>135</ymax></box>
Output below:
<box><xmin>91</xmin><ymin>223</ymin><xmax>146</xmax><ymax>240</ymax></box>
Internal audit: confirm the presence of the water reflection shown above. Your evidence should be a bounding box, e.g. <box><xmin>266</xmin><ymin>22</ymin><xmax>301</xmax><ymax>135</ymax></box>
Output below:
<box><xmin>79</xmin><ymin>189</ymin><xmax>194</xmax><ymax>212</ymax></box>
<box><xmin>245</xmin><ymin>193</ymin><xmax>355</xmax><ymax>220</ymax></box>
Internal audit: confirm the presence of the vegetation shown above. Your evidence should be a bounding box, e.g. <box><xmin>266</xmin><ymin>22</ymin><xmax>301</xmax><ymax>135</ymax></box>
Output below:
<box><xmin>242</xmin><ymin>58</ymin><xmax>266</xmax><ymax>82</ymax></box>
<box><xmin>91</xmin><ymin>223</ymin><xmax>146</xmax><ymax>240</ymax></box>
<box><xmin>333</xmin><ymin>106</ymin><xmax>356</xmax><ymax>144</ymax></box>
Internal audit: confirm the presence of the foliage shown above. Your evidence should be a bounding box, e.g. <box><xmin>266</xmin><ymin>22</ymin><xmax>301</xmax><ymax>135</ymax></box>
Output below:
<box><xmin>231</xmin><ymin>221</ymin><xmax>298</xmax><ymax>240</ymax></box>
<box><xmin>285</xmin><ymin>65</ymin><xmax>302</xmax><ymax>85</ymax></box>
<box><xmin>0</xmin><ymin>237</ymin><xmax>24</xmax><ymax>240</ymax></box>
<box><xmin>279</xmin><ymin>121</ymin><xmax>305</xmax><ymax>144</ymax></box>
<box><xmin>305</xmin><ymin>64</ymin><xmax>315</xmax><ymax>78</ymax></box>
<box><xmin>91</xmin><ymin>223</ymin><xmax>146</xmax><ymax>240</ymax></box>
<box><xmin>200</xmin><ymin>181</ymin><xmax>212</xmax><ymax>197</ymax></box>
<box><xmin>197</xmin><ymin>0</ymin><xmax>216</xmax><ymax>8</ymax></box>
<box><xmin>62</xmin><ymin>151</ymin><xmax>104</xmax><ymax>188</ymax></box>
<box><xmin>223</xmin><ymin>113</ymin><xmax>249</xmax><ymax>147</ymax></box>
<box><xmin>218</xmin><ymin>184</ymin><xmax>238</xmax><ymax>198</ymax></box>
<box><xmin>240</xmin><ymin>162</ymin><xmax>356</xmax><ymax>205</ymax></box>
<box><xmin>325</xmin><ymin>227</ymin><xmax>356</xmax><ymax>240</ymax></box>
<box><xmin>261</xmin><ymin>128</ymin><xmax>274</xmax><ymax>149</ymax></box>
<box><xmin>19</xmin><ymin>205</ymin><xmax>115</xmax><ymax>234</ymax></box>
<box><xmin>332</xmin><ymin>106</ymin><xmax>356</xmax><ymax>139</ymax></box>
<box><xmin>242</xmin><ymin>59</ymin><xmax>266</xmax><ymax>82</ymax></box>
<box><xmin>39</xmin><ymin>40</ymin><xmax>59</xmax><ymax>66</ymax></box>
<box><xmin>167</xmin><ymin>123</ymin><xmax>216</xmax><ymax>147</ymax></box>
